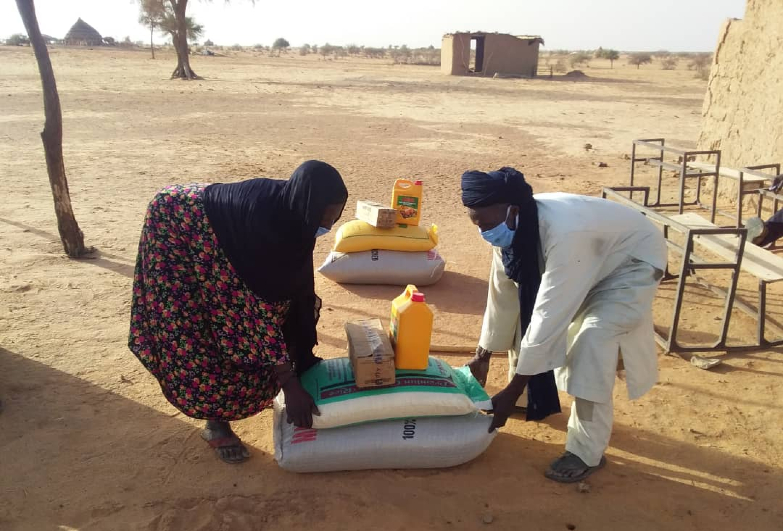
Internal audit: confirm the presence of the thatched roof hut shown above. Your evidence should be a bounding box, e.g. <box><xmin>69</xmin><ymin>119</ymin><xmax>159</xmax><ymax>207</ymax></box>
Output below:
<box><xmin>64</xmin><ymin>18</ymin><xmax>102</xmax><ymax>46</ymax></box>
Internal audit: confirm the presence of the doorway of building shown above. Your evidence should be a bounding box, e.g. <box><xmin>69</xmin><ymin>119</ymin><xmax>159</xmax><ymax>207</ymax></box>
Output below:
<box><xmin>469</xmin><ymin>36</ymin><xmax>485</xmax><ymax>73</ymax></box>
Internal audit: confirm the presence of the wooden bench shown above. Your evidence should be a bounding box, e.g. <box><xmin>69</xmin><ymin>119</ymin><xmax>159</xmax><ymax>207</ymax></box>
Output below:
<box><xmin>671</xmin><ymin>212</ymin><xmax>783</xmax><ymax>347</ymax></box>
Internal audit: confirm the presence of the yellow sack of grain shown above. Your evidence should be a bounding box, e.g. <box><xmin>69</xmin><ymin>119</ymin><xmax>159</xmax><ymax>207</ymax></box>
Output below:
<box><xmin>333</xmin><ymin>220</ymin><xmax>438</xmax><ymax>253</ymax></box>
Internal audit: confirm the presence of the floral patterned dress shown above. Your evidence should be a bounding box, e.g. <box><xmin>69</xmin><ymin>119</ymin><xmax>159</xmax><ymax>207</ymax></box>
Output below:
<box><xmin>129</xmin><ymin>184</ymin><xmax>290</xmax><ymax>420</ymax></box>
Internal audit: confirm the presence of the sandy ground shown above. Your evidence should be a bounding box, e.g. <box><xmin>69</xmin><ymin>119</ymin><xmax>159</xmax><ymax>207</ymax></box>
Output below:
<box><xmin>1</xmin><ymin>47</ymin><xmax>782</xmax><ymax>531</ymax></box>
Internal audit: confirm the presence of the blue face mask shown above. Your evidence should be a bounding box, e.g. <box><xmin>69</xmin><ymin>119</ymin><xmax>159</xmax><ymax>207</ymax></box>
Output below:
<box><xmin>315</xmin><ymin>226</ymin><xmax>331</xmax><ymax>239</ymax></box>
<box><xmin>479</xmin><ymin>208</ymin><xmax>516</xmax><ymax>248</ymax></box>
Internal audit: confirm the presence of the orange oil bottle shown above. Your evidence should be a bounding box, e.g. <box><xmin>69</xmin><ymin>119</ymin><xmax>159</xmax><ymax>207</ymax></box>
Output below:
<box><xmin>389</xmin><ymin>284</ymin><xmax>433</xmax><ymax>370</ymax></box>
<box><xmin>391</xmin><ymin>179</ymin><xmax>423</xmax><ymax>226</ymax></box>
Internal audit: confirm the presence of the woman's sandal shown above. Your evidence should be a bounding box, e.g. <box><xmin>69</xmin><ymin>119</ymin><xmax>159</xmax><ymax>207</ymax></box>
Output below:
<box><xmin>201</xmin><ymin>433</ymin><xmax>250</xmax><ymax>464</ymax></box>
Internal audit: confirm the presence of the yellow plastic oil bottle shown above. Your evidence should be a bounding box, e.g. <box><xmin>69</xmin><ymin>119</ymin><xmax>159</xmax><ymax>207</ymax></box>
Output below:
<box><xmin>390</xmin><ymin>285</ymin><xmax>433</xmax><ymax>370</ymax></box>
<box><xmin>391</xmin><ymin>179</ymin><xmax>423</xmax><ymax>226</ymax></box>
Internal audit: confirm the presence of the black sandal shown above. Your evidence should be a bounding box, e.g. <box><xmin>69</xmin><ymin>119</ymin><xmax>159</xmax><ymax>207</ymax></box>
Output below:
<box><xmin>545</xmin><ymin>451</ymin><xmax>606</xmax><ymax>483</ymax></box>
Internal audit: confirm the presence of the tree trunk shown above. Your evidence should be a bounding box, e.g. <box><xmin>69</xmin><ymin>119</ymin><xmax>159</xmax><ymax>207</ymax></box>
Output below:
<box><xmin>15</xmin><ymin>0</ymin><xmax>87</xmax><ymax>258</ymax></box>
<box><xmin>168</xmin><ymin>0</ymin><xmax>197</xmax><ymax>79</ymax></box>
<box><xmin>150</xmin><ymin>23</ymin><xmax>155</xmax><ymax>59</ymax></box>
<box><xmin>610</xmin><ymin>59</ymin><xmax>614</xmax><ymax>69</ymax></box>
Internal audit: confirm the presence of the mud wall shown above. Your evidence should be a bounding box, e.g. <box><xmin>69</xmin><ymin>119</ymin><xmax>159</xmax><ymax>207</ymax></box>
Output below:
<box><xmin>698</xmin><ymin>0</ymin><xmax>783</xmax><ymax>169</ymax></box>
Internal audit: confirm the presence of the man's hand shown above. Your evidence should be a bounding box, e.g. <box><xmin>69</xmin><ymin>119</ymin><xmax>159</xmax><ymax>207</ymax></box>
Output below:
<box><xmin>488</xmin><ymin>374</ymin><xmax>530</xmax><ymax>433</ymax></box>
<box><xmin>467</xmin><ymin>346</ymin><xmax>492</xmax><ymax>387</ymax></box>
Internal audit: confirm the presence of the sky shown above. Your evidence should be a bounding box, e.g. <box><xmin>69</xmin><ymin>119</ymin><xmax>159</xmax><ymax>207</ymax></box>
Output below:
<box><xmin>1</xmin><ymin>0</ymin><xmax>747</xmax><ymax>52</ymax></box>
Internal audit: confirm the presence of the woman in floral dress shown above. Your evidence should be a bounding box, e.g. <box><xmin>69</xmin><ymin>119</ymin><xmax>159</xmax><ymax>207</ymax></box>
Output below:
<box><xmin>129</xmin><ymin>160</ymin><xmax>348</xmax><ymax>463</ymax></box>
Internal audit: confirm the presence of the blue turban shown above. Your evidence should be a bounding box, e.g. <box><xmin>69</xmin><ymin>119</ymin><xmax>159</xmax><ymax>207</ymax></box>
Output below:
<box><xmin>461</xmin><ymin>167</ymin><xmax>531</xmax><ymax>208</ymax></box>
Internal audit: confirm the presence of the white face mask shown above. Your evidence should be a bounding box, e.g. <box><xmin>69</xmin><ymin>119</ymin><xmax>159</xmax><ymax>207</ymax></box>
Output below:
<box><xmin>315</xmin><ymin>226</ymin><xmax>331</xmax><ymax>239</ymax></box>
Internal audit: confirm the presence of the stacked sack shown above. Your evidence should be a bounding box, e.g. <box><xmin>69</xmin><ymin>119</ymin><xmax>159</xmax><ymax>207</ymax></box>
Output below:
<box><xmin>273</xmin><ymin>357</ymin><xmax>496</xmax><ymax>473</ymax></box>
<box><xmin>318</xmin><ymin>180</ymin><xmax>446</xmax><ymax>286</ymax></box>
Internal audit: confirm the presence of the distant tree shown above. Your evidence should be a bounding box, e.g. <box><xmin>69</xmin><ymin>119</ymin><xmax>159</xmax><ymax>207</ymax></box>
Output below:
<box><xmin>333</xmin><ymin>46</ymin><xmax>347</xmax><ymax>59</ymax></box>
<box><xmin>661</xmin><ymin>57</ymin><xmax>678</xmax><ymax>70</ymax></box>
<box><xmin>136</xmin><ymin>1</ymin><xmax>254</xmax><ymax>80</ymax></box>
<box><xmin>594</xmin><ymin>46</ymin><xmax>605</xmax><ymax>59</ymax></box>
<box><xmin>629</xmin><ymin>52</ymin><xmax>653</xmax><ymax>69</ymax></box>
<box><xmin>14</xmin><ymin>0</ymin><xmax>87</xmax><ymax>257</ymax></box>
<box><xmin>123</xmin><ymin>36</ymin><xmax>133</xmax><ymax>47</ymax></box>
<box><xmin>103</xmin><ymin>36</ymin><xmax>116</xmax><ymax>46</ymax></box>
<box><xmin>230</xmin><ymin>43</ymin><xmax>243</xmax><ymax>51</ymax></box>
<box><xmin>654</xmin><ymin>49</ymin><xmax>671</xmax><ymax>59</ymax></box>
<box><xmin>138</xmin><ymin>0</ymin><xmax>165</xmax><ymax>59</ymax></box>
<box><xmin>605</xmin><ymin>49</ymin><xmax>620</xmax><ymax>68</ymax></box>
<box><xmin>204</xmin><ymin>38</ymin><xmax>214</xmax><ymax>46</ymax></box>
<box><xmin>364</xmin><ymin>47</ymin><xmax>385</xmax><ymax>59</ymax></box>
<box><xmin>272</xmin><ymin>37</ymin><xmax>289</xmax><ymax>56</ymax></box>
<box><xmin>320</xmin><ymin>43</ymin><xmax>334</xmax><ymax>58</ymax></box>
<box><xmin>8</xmin><ymin>33</ymin><xmax>30</xmax><ymax>46</ymax></box>
<box><xmin>346</xmin><ymin>43</ymin><xmax>360</xmax><ymax>55</ymax></box>
<box><xmin>299</xmin><ymin>43</ymin><xmax>310</xmax><ymax>56</ymax></box>
<box><xmin>311</xmin><ymin>44</ymin><xmax>317</xmax><ymax>54</ymax></box>
<box><xmin>570</xmin><ymin>51</ymin><xmax>591</xmax><ymax>68</ymax></box>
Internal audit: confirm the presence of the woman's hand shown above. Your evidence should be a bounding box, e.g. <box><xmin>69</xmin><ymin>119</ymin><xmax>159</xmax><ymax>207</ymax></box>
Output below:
<box><xmin>276</xmin><ymin>362</ymin><xmax>320</xmax><ymax>428</ymax></box>
<box><xmin>282</xmin><ymin>377</ymin><xmax>320</xmax><ymax>428</ymax></box>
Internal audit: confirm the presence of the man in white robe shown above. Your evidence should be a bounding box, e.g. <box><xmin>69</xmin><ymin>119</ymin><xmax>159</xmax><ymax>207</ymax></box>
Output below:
<box><xmin>462</xmin><ymin>168</ymin><xmax>667</xmax><ymax>483</ymax></box>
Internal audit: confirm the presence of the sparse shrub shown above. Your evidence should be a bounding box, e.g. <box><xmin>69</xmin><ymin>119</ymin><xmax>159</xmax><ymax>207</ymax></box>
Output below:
<box><xmin>570</xmin><ymin>51</ymin><xmax>591</xmax><ymax>68</ymax></box>
<box><xmin>554</xmin><ymin>58</ymin><xmax>568</xmax><ymax>73</ymax></box>
<box><xmin>688</xmin><ymin>53</ymin><xmax>712</xmax><ymax>73</ymax></box>
<box><xmin>320</xmin><ymin>43</ymin><xmax>335</xmax><ymax>58</ymax></box>
<box><xmin>204</xmin><ymin>39</ymin><xmax>214</xmax><ymax>47</ymax></box>
<box><xmin>299</xmin><ymin>44</ymin><xmax>310</xmax><ymax>56</ymax></box>
<box><xmin>334</xmin><ymin>46</ymin><xmax>348</xmax><ymax>59</ymax></box>
<box><xmin>346</xmin><ymin>44</ymin><xmax>360</xmax><ymax>55</ymax></box>
<box><xmin>696</xmin><ymin>68</ymin><xmax>710</xmax><ymax>81</ymax></box>
<box><xmin>364</xmin><ymin>47</ymin><xmax>385</xmax><ymax>59</ymax></box>
<box><xmin>231</xmin><ymin>44</ymin><xmax>243</xmax><ymax>52</ymax></box>
<box><xmin>661</xmin><ymin>57</ymin><xmax>678</xmax><ymax>70</ymax></box>
<box><xmin>7</xmin><ymin>33</ymin><xmax>29</xmax><ymax>46</ymax></box>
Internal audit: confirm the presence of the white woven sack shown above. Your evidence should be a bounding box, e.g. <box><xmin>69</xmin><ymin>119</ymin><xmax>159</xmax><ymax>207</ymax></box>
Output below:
<box><xmin>273</xmin><ymin>397</ymin><xmax>496</xmax><ymax>473</ymax></box>
<box><xmin>318</xmin><ymin>248</ymin><xmax>445</xmax><ymax>286</ymax></box>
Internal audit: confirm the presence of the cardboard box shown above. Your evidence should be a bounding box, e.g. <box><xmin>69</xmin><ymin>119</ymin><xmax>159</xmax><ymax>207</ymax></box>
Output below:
<box><xmin>345</xmin><ymin>319</ymin><xmax>396</xmax><ymax>388</ymax></box>
<box><xmin>356</xmin><ymin>200</ymin><xmax>397</xmax><ymax>229</ymax></box>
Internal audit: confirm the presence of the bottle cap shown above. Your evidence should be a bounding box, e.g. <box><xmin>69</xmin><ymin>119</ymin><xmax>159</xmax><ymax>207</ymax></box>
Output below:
<box><xmin>414</xmin><ymin>180</ymin><xmax>423</xmax><ymax>185</ymax></box>
<box><xmin>411</xmin><ymin>292</ymin><xmax>425</xmax><ymax>302</ymax></box>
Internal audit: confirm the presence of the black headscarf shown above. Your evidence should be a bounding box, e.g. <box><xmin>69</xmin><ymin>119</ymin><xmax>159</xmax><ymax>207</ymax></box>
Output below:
<box><xmin>462</xmin><ymin>167</ymin><xmax>561</xmax><ymax>421</ymax></box>
<box><xmin>203</xmin><ymin>160</ymin><xmax>348</xmax><ymax>373</ymax></box>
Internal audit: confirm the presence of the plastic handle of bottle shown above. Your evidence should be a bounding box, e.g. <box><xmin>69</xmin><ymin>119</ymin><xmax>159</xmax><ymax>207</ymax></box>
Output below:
<box><xmin>405</xmin><ymin>284</ymin><xmax>418</xmax><ymax>298</ymax></box>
